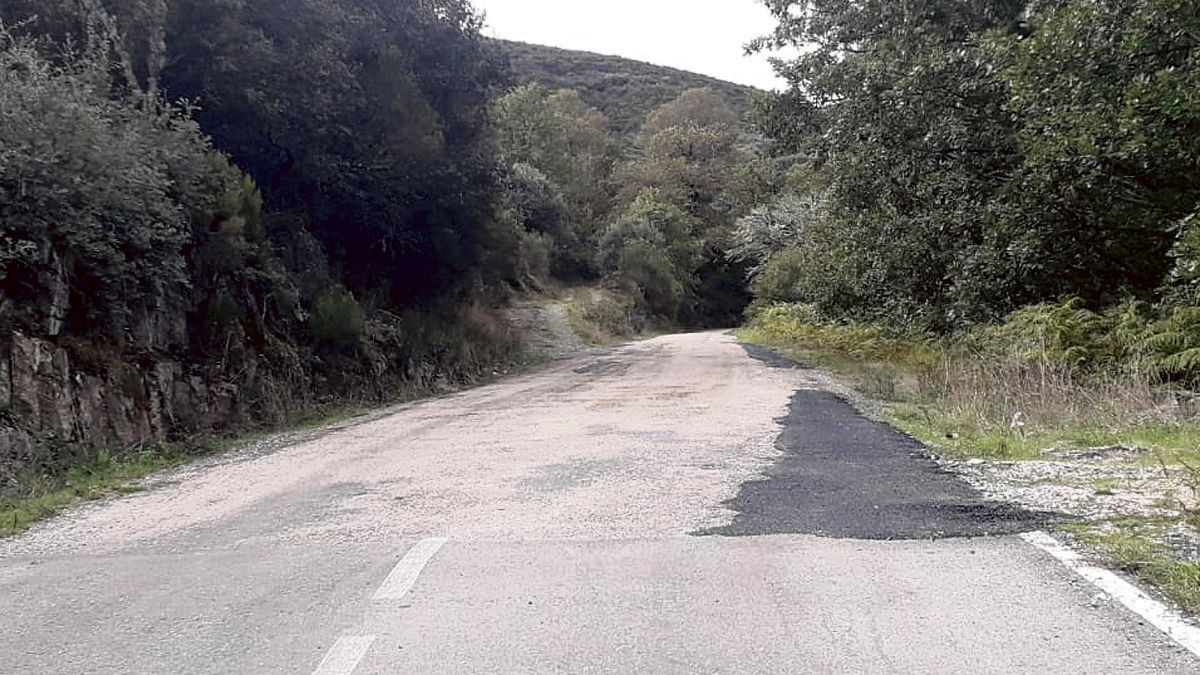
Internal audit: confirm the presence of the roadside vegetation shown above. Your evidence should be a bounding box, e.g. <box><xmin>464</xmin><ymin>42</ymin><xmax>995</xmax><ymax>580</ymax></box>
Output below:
<box><xmin>0</xmin><ymin>441</ymin><xmax>220</xmax><ymax>539</ymax></box>
<box><xmin>740</xmin><ymin>0</ymin><xmax>1200</xmax><ymax>611</ymax></box>
<box><xmin>740</xmin><ymin>301</ymin><xmax>1200</xmax><ymax>462</ymax></box>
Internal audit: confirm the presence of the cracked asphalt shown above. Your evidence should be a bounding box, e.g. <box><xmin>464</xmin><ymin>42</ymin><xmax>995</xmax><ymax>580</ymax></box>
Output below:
<box><xmin>1</xmin><ymin>332</ymin><xmax>1196</xmax><ymax>673</ymax></box>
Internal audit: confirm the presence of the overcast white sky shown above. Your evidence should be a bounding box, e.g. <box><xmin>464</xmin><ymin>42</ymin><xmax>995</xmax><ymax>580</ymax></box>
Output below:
<box><xmin>474</xmin><ymin>0</ymin><xmax>784</xmax><ymax>90</ymax></box>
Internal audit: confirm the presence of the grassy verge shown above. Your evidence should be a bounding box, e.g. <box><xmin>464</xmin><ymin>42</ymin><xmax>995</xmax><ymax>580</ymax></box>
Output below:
<box><xmin>0</xmin><ymin>402</ymin><xmax>378</xmax><ymax>539</ymax></box>
<box><xmin>2</xmin><ymin>442</ymin><xmax>202</xmax><ymax>538</ymax></box>
<box><xmin>1066</xmin><ymin>518</ymin><xmax>1200</xmax><ymax>614</ymax></box>
<box><xmin>563</xmin><ymin>287</ymin><xmax>663</xmax><ymax>346</ymax></box>
<box><xmin>738</xmin><ymin>305</ymin><xmax>1200</xmax><ymax>464</ymax></box>
<box><xmin>739</xmin><ymin>302</ymin><xmax>1200</xmax><ymax>612</ymax></box>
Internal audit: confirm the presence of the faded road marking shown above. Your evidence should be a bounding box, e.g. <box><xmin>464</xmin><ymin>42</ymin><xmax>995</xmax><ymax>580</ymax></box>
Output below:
<box><xmin>1022</xmin><ymin>531</ymin><xmax>1200</xmax><ymax>657</ymax></box>
<box><xmin>374</xmin><ymin>537</ymin><xmax>448</xmax><ymax>601</ymax></box>
<box><xmin>312</xmin><ymin>635</ymin><xmax>375</xmax><ymax>675</ymax></box>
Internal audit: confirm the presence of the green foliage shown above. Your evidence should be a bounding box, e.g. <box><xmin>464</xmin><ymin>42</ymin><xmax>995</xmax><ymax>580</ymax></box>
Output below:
<box><xmin>494</xmin><ymin>87</ymin><xmax>616</xmax><ymax>210</ymax></box>
<box><xmin>493</xmin><ymin>85</ymin><xmax>620</xmax><ymax>279</ymax></box>
<box><xmin>954</xmin><ymin>298</ymin><xmax>1200</xmax><ymax>383</ymax></box>
<box><xmin>614</xmin><ymin>241</ymin><xmax>686</xmax><ymax>318</ymax></box>
<box><xmin>741</xmin><ymin>302</ymin><xmax>1197</xmax><ymax>463</ymax></box>
<box><xmin>976</xmin><ymin>0</ymin><xmax>1200</xmax><ymax>310</ymax></box>
<box><xmin>499</xmin><ymin>163</ymin><xmax>584</xmax><ymax>280</ymax></box>
<box><xmin>1145</xmin><ymin>307</ymin><xmax>1200</xmax><ymax>379</ymax></box>
<box><xmin>745</xmin><ymin>303</ymin><xmax>938</xmax><ymax>366</ymax></box>
<box><xmin>309</xmin><ymin>289</ymin><xmax>365</xmax><ymax>349</ymax></box>
<box><xmin>728</xmin><ymin>193</ymin><xmax>826</xmax><ymax>276</ymax></box>
<box><xmin>599</xmin><ymin>88</ymin><xmax>765</xmax><ymax>325</ymax></box>
<box><xmin>967</xmin><ymin>299</ymin><xmax>1121</xmax><ymax>368</ymax></box>
<box><xmin>0</xmin><ymin>27</ymin><xmax>251</xmax><ymax>343</ymax></box>
<box><xmin>1167</xmin><ymin>210</ymin><xmax>1200</xmax><ymax>301</ymax></box>
<box><xmin>750</xmin><ymin>249</ymin><xmax>810</xmax><ymax>305</ymax></box>
<box><xmin>619</xmin><ymin>88</ymin><xmax>755</xmax><ymax>233</ymax></box>
<box><xmin>1077</xmin><ymin>522</ymin><xmax>1200</xmax><ymax>614</ymax></box>
<box><xmin>752</xmin><ymin>0</ymin><xmax>1200</xmax><ymax>328</ymax></box>
<box><xmin>144</xmin><ymin>0</ymin><xmax>501</xmax><ymax>304</ymax></box>
<box><xmin>596</xmin><ymin>189</ymin><xmax>703</xmax><ymax>318</ymax></box>
<box><xmin>1</xmin><ymin>443</ymin><xmax>190</xmax><ymax>538</ymax></box>
<box><xmin>565</xmin><ymin>289</ymin><xmax>642</xmax><ymax>344</ymax></box>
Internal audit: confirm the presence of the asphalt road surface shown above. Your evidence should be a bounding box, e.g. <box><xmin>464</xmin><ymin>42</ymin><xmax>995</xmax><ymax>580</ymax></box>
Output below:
<box><xmin>2</xmin><ymin>332</ymin><xmax>1197</xmax><ymax>673</ymax></box>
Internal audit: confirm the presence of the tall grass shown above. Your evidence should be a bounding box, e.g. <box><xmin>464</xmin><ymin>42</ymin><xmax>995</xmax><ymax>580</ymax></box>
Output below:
<box><xmin>741</xmin><ymin>302</ymin><xmax>1200</xmax><ymax>460</ymax></box>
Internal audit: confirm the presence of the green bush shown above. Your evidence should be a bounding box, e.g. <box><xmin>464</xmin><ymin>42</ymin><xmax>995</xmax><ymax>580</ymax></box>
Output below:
<box><xmin>751</xmin><ymin>248</ymin><xmax>809</xmax><ymax>305</ymax></box>
<box><xmin>615</xmin><ymin>240</ymin><xmax>685</xmax><ymax>318</ymax></box>
<box><xmin>0</xmin><ymin>30</ymin><xmax>218</xmax><ymax>339</ymax></box>
<box><xmin>517</xmin><ymin>230</ymin><xmax>553</xmax><ymax>288</ymax></box>
<box><xmin>566</xmin><ymin>289</ymin><xmax>642</xmax><ymax>342</ymax></box>
<box><xmin>1144</xmin><ymin>307</ymin><xmax>1200</xmax><ymax>381</ymax></box>
<box><xmin>309</xmin><ymin>289</ymin><xmax>365</xmax><ymax>348</ymax></box>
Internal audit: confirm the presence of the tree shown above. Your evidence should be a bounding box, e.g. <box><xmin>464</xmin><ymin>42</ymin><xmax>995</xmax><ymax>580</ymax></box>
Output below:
<box><xmin>963</xmin><ymin>0</ymin><xmax>1200</xmax><ymax>313</ymax></box>
<box><xmin>498</xmin><ymin>163</ymin><xmax>584</xmax><ymax>280</ymax></box>
<box><xmin>0</xmin><ymin>11</ymin><xmax>312</xmax><ymax>381</ymax></box>
<box><xmin>597</xmin><ymin>190</ymin><xmax>700</xmax><ymax>318</ymax></box>
<box><xmin>493</xmin><ymin>85</ymin><xmax>619</xmax><ymax>237</ymax></box>
<box><xmin>752</xmin><ymin>1</ymin><xmax>1026</xmax><ymax>328</ymax></box>
<box><xmin>144</xmin><ymin>0</ymin><xmax>503</xmax><ymax>305</ymax></box>
<box><xmin>752</xmin><ymin>0</ymin><xmax>1200</xmax><ymax>328</ymax></box>
<box><xmin>619</xmin><ymin>88</ymin><xmax>753</xmax><ymax>232</ymax></box>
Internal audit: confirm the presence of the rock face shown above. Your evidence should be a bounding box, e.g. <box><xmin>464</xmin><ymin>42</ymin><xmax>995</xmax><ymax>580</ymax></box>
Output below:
<box><xmin>0</xmin><ymin>305</ymin><xmax>521</xmax><ymax>489</ymax></box>
<box><xmin>0</xmin><ymin>331</ymin><xmax>243</xmax><ymax>486</ymax></box>
<box><xmin>0</xmin><ymin>236</ymin><xmax>522</xmax><ymax>488</ymax></box>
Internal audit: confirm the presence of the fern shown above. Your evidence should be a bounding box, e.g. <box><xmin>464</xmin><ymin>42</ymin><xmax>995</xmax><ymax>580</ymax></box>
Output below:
<box><xmin>1157</xmin><ymin>348</ymin><xmax>1200</xmax><ymax>375</ymax></box>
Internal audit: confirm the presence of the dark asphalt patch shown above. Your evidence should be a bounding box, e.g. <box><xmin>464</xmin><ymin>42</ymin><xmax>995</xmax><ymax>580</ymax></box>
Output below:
<box><xmin>700</xmin><ymin>345</ymin><xmax>1059</xmax><ymax>540</ymax></box>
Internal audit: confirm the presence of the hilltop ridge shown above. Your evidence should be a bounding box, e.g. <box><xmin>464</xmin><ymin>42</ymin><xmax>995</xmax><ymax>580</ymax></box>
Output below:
<box><xmin>494</xmin><ymin>39</ymin><xmax>761</xmax><ymax>135</ymax></box>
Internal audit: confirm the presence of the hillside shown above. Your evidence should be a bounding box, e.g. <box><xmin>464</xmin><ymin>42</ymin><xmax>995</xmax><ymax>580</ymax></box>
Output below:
<box><xmin>494</xmin><ymin>39</ymin><xmax>761</xmax><ymax>136</ymax></box>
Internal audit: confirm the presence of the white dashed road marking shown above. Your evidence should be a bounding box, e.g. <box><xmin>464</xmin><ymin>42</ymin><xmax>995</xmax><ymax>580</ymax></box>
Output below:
<box><xmin>374</xmin><ymin>537</ymin><xmax>449</xmax><ymax>601</ymax></box>
<box><xmin>1022</xmin><ymin>531</ymin><xmax>1200</xmax><ymax>657</ymax></box>
<box><xmin>311</xmin><ymin>538</ymin><xmax>448</xmax><ymax>674</ymax></box>
<box><xmin>312</xmin><ymin>635</ymin><xmax>376</xmax><ymax>675</ymax></box>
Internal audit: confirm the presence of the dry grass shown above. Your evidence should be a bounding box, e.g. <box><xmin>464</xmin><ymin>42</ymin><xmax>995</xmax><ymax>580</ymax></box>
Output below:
<box><xmin>739</xmin><ymin>304</ymin><xmax>1200</xmax><ymax>463</ymax></box>
<box><xmin>935</xmin><ymin>354</ymin><xmax>1163</xmax><ymax>427</ymax></box>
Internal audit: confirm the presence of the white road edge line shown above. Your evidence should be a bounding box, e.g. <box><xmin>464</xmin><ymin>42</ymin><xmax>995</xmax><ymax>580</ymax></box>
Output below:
<box><xmin>1021</xmin><ymin>531</ymin><xmax>1200</xmax><ymax>657</ymax></box>
<box><xmin>312</xmin><ymin>635</ymin><xmax>376</xmax><ymax>675</ymax></box>
<box><xmin>374</xmin><ymin>537</ymin><xmax>449</xmax><ymax>601</ymax></box>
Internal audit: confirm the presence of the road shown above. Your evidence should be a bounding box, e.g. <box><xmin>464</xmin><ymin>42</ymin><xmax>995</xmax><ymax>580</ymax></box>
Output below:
<box><xmin>1</xmin><ymin>332</ymin><xmax>1197</xmax><ymax>673</ymax></box>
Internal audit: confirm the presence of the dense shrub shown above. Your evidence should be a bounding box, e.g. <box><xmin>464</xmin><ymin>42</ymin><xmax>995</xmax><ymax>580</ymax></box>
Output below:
<box><xmin>613</xmin><ymin>241</ymin><xmax>685</xmax><ymax>318</ymax></box>
<box><xmin>0</xmin><ymin>29</ymin><xmax>255</xmax><ymax>346</ymax></box>
<box><xmin>309</xmin><ymin>289</ymin><xmax>365</xmax><ymax>348</ymax></box>
<box><xmin>752</xmin><ymin>0</ymin><xmax>1200</xmax><ymax>329</ymax></box>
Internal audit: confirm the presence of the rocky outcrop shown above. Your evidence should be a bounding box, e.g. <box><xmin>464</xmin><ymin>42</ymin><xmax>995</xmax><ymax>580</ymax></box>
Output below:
<box><xmin>0</xmin><ymin>298</ymin><xmax>523</xmax><ymax>490</ymax></box>
<box><xmin>0</xmin><ymin>331</ymin><xmax>237</xmax><ymax>484</ymax></box>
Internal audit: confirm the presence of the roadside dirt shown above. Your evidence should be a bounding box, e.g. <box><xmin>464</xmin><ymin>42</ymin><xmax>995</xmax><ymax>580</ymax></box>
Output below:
<box><xmin>503</xmin><ymin>298</ymin><xmax>592</xmax><ymax>360</ymax></box>
<box><xmin>941</xmin><ymin>453</ymin><xmax>1199</xmax><ymax>523</ymax></box>
<box><xmin>941</xmin><ymin>451</ymin><xmax>1200</xmax><ymax>563</ymax></box>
